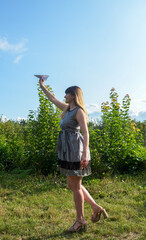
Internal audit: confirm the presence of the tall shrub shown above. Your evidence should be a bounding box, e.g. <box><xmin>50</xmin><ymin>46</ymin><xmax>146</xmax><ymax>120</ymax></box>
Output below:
<box><xmin>99</xmin><ymin>88</ymin><xmax>145</xmax><ymax>173</ymax></box>
<box><xmin>27</xmin><ymin>85</ymin><xmax>61</xmax><ymax>174</ymax></box>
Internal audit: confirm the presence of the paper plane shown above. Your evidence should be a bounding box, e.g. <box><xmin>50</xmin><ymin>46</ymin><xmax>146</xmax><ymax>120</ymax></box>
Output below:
<box><xmin>34</xmin><ymin>75</ymin><xmax>49</xmax><ymax>81</ymax></box>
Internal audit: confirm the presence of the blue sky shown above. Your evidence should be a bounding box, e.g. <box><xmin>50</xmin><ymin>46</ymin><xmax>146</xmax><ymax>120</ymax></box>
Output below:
<box><xmin>0</xmin><ymin>0</ymin><xmax>146</xmax><ymax>121</ymax></box>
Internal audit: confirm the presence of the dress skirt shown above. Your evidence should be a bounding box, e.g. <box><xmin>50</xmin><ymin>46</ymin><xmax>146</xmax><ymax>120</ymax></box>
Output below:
<box><xmin>56</xmin><ymin>129</ymin><xmax>92</xmax><ymax>177</ymax></box>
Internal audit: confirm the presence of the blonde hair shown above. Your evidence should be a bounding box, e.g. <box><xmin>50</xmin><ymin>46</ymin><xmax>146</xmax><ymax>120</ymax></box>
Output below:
<box><xmin>60</xmin><ymin>86</ymin><xmax>88</xmax><ymax>121</ymax></box>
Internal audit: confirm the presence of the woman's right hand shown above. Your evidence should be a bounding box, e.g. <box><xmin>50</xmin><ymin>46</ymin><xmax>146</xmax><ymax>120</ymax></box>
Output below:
<box><xmin>39</xmin><ymin>78</ymin><xmax>45</xmax><ymax>88</ymax></box>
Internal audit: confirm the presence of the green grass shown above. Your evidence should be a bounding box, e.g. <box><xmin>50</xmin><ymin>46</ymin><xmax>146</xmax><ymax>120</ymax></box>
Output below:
<box><xmin>0</xmin><ymin>170</ymin><xmax>146</xmax><ymax>240</ymax></box>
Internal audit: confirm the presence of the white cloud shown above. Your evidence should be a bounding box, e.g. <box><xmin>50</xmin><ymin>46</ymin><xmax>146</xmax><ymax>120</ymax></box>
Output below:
<box><xmin>0</xmin><ymin>37</ymin><xmax>28</xmax><ymax>53</ymax></box>
<box><xmin>0</xmin><ymin>115</ymin><xmax>28</xmax><ymax>122</ymax></box>
<box><xmin>13</xmin><ymin>55</ymin><xmax>24</xmax><ymax>64</ymax></box>
<box><xmin>16</xmin><ymin>117</ymin><xmax>27</xmax><ymax>122</ymax></box>
<box><xmin>86</xmin><ymin>99</ymin><xmax>146</xmax><ymax>116</ymax></box>
<box><xmin>130</xmin><ymin>99</ymin><xmax>146</xmax><ymax>116</ymax></box>
<box><xmin>86</xmin><ymin>99</ymin><xmax>146</xmax><ymax>122</ymax></box>
<box><xmin>0</xmin><ymin>115</ymin><xmax>9</xmax><ymax>122</ymax></box>
<box><xmin>0</xmin><ymin>37</ymin><xmax>28</xmax><ymax>63</ymax></box>
<box><xmin>86</xmin><ymin>103</ymin><xmax>100</xmax><ymax>114</ymax></box>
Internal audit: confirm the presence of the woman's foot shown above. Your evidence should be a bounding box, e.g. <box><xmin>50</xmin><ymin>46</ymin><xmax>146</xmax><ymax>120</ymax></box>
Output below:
<box><xmin>67</xmin><ymin>218</ymin><xmax>87</xmax><ymax>233</ymax></box>
<box><xmin>91</xmin><ymin>206</ymin><xmax>108</xmax><ymax>222</ymax></box>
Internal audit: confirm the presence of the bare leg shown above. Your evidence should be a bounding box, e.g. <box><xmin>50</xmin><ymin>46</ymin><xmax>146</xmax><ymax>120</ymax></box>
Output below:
<box><xmin>81</xmin><ymin>185</ymin><xmax>108</xmax><ymax>222</ymax></box>
<box><xmin>67</xmin><ymin>176</ymin><xmax>86</xmax><ymax>230</ymax></box>
<box><xmin>81</xmin><ymin>185</ymin><xmax>102</xmax><ymax>213</ymax></box>
<box><xmin>67</xmin><ymin>176</ymin><xmax>107</xmax><ymax>226</ymax></box>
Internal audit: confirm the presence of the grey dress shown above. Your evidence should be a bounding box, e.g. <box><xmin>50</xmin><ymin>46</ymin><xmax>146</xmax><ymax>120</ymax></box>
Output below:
<box><xmin>56</xmin><ymin>107</ymin><xmax>91</xmax><ymax>176</ymax></box>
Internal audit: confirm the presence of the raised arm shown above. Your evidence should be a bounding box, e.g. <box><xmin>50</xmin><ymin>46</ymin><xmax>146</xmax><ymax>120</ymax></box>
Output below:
<box><xmin>39</xmin><ymin>78</ymin><xmax>68</xmax><ymax>111</ymax></box>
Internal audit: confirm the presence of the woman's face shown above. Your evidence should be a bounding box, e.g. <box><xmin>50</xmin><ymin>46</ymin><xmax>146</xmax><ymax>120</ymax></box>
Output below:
<box><xmin>64</xmin><ymin>93</ymin><xmax>75</xmax><ymax>103</ymax></box>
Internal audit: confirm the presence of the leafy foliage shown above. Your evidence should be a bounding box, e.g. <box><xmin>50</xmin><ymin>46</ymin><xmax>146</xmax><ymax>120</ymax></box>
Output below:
<box><xmin>26</xmin><ymin>85</ymin><xmax>61</xmax><ymax>174</ymax></box>
<box><xmin>0</xmin><ymin>86</ymin><xmax>145</xmax><ymax>175</ymax></box>
<box><xmin>89</xmin><ymin>88</ymin><xmax>146</xmax><ymax>174</ymax></box>
<box><xmin>0</xmin><ymin>120</ymin><xmax>27</xmax><ymax>171</ymax></box>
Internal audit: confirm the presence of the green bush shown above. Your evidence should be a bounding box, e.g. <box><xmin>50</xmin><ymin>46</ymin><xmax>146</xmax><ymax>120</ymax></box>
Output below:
<box><xmin>89</xmin><ymin>88</ymin><xmax>146</xmax><ymax>175</ymax></box>
<box><xmin>0</xmin><ymin>121</ymin><xmax>27</xmax><ymax>171</ymax></box>
<box><xmin>26</xmin><ymin>85</ymin><xmax>61</xmax><ymax>174</ymax></box>
<box><xmin>0</xmin><ymin>135</ymin><xmax>9</xmax><ymax>170</ymax></box>
<box><xmin>0</xmin><ymin>86</ymin><xmax>145</xmax><ymax>175</ymax></box>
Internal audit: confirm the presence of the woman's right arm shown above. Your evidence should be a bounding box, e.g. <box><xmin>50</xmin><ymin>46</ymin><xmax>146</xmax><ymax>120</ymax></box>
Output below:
<box><xmin>39</xmin><ymin>78</ymin><xmax>68</xmax><ymax>111</ymax></box>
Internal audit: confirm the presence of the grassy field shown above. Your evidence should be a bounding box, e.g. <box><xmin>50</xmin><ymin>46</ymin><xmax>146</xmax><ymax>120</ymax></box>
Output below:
<box><xmin>0</xmin><ymin>170</ymin><xmax>146</xmax><ymax>240</ymax></box>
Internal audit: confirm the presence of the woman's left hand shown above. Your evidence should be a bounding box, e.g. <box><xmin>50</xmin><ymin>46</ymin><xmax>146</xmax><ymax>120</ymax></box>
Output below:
<box><xmin>80</xmin><ymin>154</ymin><xmax>89</xmax><ymax>169</ymax></box>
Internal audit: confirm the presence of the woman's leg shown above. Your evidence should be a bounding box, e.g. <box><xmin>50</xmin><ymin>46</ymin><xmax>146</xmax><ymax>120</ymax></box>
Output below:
<box><xmin>67</xmin><ymin>176</ymin><xmax>107</xmax><ymax>226</ymax></box>
<box><xmin>67</xmin><ymin>176</ymin><xmax>87</xmax><ymax>230</ymax></box>
<box><xmin>81</xmin><ymin>185</ymin><xmax>102</xmax><ymax>213</ymax></box>
<box><xmin>67</xmin><ymin>176</ymin><xmax>85</xmax><ymax>221</ymax></box>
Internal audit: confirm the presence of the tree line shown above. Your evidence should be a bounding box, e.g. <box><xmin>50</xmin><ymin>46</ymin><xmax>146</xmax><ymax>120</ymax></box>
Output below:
<box><xmin>0</xmin><ymin>86</ymin><xmax>145</xmax><ymax>176</ymax></box>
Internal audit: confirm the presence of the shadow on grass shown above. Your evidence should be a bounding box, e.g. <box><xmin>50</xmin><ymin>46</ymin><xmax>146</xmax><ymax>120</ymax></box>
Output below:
<box><xmin>0</xmin><ymin>169</ymin><xmax>93</xmax><ymax>197</ymax></box>
<box><xmin>47</xmin><ymin>230</ymin><xmax>90</xmax><ymax>240</ymax></box>
<box><xmin>0</xmin><ymin>169</ymin><xmax>68</xmax><ymax>197</ymax></box>
<box><xmin>19</xmin><ymin>230</ymin><xmax>89</xmax><ymax>240</ymax></box>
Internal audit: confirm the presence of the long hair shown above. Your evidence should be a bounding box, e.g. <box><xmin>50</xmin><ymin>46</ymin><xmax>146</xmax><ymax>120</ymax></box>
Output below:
<box><xmin>60</xmin><ymin>86</ymin><xmax>88</xmax><ymax>121</ymax></box>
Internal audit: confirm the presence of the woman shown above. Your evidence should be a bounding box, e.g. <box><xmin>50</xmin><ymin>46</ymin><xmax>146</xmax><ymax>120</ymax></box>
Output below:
<box><xmin>39</xmin><ymin>78</ymin><xmax>108</xmax><ymax>233</ymax></box>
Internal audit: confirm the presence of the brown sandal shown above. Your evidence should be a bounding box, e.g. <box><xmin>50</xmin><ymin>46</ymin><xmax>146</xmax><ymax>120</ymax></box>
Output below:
<box><xmin>91</xmin><ymin>207</ymin><xmax>108</xmax><ymax>222</ymax></box>
<box><xmin>67</xmin><ymin>219</ymin><xmax>87</xmax><ymax>233</ymax></box>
